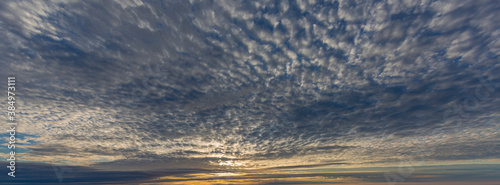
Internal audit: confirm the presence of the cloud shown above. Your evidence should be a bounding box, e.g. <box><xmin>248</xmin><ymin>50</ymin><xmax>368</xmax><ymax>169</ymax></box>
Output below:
<box><xmin>0</xmin><ymin>1</ymin><xmax>499</xmax><ymax>182</ymax></box>
<box><xmin>3</xmin><ymin>162</ymin><xmax>497</xmax><ymax>185</ymax></box>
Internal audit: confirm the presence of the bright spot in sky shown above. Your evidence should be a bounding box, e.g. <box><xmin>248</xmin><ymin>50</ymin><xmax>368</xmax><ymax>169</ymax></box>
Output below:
<box><xmin>219</xmin><ymin>160</ymin><xmax>243</xmax><ymax>167</ymax></box>
<box><xmin>212</xmin><ymin>172</ymin><xmax>241</xmax><ymax>177</ymax></box>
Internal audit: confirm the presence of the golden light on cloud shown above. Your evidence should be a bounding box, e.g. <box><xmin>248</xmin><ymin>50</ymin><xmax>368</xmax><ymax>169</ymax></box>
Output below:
<box><xmin>139</xmin><ymin>169</ymin><xmax>372</xmax><ymax>185</ymax></box>
<box><xmin>218</xmin><ymin>160</ymin><xmax>244</xmax><ymax>167</ymax></box>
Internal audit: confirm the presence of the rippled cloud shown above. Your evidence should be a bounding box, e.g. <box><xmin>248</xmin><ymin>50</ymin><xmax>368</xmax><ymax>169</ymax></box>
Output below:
<box><xmin>0</xmin><ymin>0</ymin><xmax>499</xmax><ymax>184</ymax></box>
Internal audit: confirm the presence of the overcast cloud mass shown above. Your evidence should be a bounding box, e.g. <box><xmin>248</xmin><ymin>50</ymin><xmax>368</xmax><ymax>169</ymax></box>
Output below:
<box><xmin>1</xmin><ymin>0</ymin><xmax>499</xmax><ymax>184</ymax></box>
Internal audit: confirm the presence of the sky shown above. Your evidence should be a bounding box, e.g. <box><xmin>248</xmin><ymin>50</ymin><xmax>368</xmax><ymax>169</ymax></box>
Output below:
<box><xmin>0</xmin><ymin>0</ymin><xmax>499</xmax><ymax>184</ymax></box>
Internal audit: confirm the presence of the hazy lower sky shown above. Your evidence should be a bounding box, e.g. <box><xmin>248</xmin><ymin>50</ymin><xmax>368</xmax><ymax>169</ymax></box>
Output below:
<box><xmin>1</xmin><ymin>0</ymin><xmax>499</xmax><ymax>184</ymax></box>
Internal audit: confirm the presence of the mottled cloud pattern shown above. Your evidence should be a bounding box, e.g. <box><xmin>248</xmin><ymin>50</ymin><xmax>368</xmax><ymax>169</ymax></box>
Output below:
<box><xmin>0</xmin><ymin>0</ymin><xmax>499</xmax><ymax>184</ymax></box>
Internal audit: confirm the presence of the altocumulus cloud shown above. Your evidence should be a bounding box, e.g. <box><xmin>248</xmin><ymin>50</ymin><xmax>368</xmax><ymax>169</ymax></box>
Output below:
<box><xmin>0</xmin><ymin>0</ymin><xmax>499</xmax><ymax>184</ymax></box>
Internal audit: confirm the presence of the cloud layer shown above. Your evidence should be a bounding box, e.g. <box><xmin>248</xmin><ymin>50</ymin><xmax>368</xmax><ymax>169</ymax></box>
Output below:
<box><xmin>1</xmin><ymin>0</ymin><xmax>499</xmax><ymax>183</ymax></box>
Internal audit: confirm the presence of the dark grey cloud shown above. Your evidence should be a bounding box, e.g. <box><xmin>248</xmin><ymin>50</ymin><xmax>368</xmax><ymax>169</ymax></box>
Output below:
<box><xmin>0</xmin><ymin>161</ymin><xmax>212</xmax><ymax>185</ymax></box>
<box><xmin>2</xmin><ymin>162</ymin><xmax>497</xmax><ymax>185</ymax></box>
